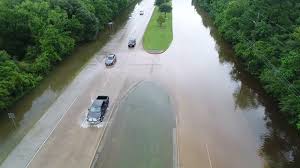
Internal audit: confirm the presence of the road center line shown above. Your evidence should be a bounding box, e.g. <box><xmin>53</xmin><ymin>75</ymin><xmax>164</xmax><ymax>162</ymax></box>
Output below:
<box><xmin>206</xmin><ymin>144</ymin><xmax>213</xmax><ymax>168</ymax></box>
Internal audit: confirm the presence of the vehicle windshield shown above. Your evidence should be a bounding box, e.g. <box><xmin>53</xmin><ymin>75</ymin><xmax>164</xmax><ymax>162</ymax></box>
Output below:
<box><xmin>107</xmin><ymin>55</ymin><xmax>114</xmax><ymax>60</ymax></box>
<box><xmin>90</xmin><ymin>106</ymin><xmax>101</xmax><ymax>113</ymax></box>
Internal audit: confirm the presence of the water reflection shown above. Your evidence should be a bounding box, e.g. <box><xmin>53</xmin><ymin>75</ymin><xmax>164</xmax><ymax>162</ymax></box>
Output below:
<box><xmin>233</xmin><ymin>84</ymin><xmax>259</xmax><ymax>110</ymax></box>
<box><xmin>192</xmin><ymin>1</ymin><xmax>300</xmax><ymax>167</ymax></box>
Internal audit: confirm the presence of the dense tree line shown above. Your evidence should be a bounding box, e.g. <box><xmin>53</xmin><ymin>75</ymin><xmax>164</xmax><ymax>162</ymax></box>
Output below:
<box><xmin>0</xmin><ymin>0</ymin><xmax>132</xmax><ymax>112</ymax></box>
<box><xmin>194</xmin><ymin>0</ymin><xmax>300</xmax><ymax>128</ymax></box>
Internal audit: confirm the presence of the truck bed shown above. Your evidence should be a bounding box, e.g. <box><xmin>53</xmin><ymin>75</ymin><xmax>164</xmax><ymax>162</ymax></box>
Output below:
<box><xmin>96</xmin><ymin>96</ymin><xmax>109</xmax><ymax>100</ymax></box>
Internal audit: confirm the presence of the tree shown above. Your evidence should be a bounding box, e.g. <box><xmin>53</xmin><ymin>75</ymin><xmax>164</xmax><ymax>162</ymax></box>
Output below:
<box><xmin>159</xmin><ymin>3</ymin><xmax>172</xmax><ymax>17</ymax></box>
<box><xmin>93</xmin><ymin>0</ymin><xmax>113</xmax><ymax>29</ymax></box>
<box><xmin>157</xmin><ymin>15</ymin><xmax>165</xmax><ymax>27</ymax></box>
<box><xmin>0</xmin><ymin>50</ymin><xmax>38</xmax><ymax>111</ymax></box>
<box><xmin>195</xmin><ymin>0</ymin><xmax>300</xmax><ymax>129</ymax></box>
<box><xmin>50</xmin><ymin>0</ymin><xmax>99</xmax><ymax>42</ymax></box>
<box><xmin>0</xmin><ymin>0</ymin><xmax>134</xmax><ymax>112</ymax></box>
<box><xmin>155</xmin><ymin>0</ymin><xmax>165</xmax><ymax>6</ymax></box>
<box><xmin>0</xmin><ymin>5</ymin><xmax>32</xmax><ymax>58</ymax></box>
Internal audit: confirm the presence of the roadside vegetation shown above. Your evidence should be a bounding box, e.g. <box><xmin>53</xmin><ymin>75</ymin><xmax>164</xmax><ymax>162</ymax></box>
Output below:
<box><xmin>0</xmin><ymin>0</ymin><xmax>134</xmax><ymax>112</ymax></box>
<box><xmin>194</xmin><ymin>0</ymin><xmax>300</xmax><ymax>128</ymax></box>
<box><xmin>143</xmin><ymin>0</ymin><xmax>173</xmax><ymax>52</ymax></box>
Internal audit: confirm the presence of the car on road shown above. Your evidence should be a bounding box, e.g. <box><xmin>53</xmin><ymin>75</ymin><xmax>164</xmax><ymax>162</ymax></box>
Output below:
<box><xmin>140</xmin><ymin>10</ymin><xmax>144</xmax><ymax>15</ymax></box>
<box><xmin>105</xmin><ymin>54</ymin><xmax>116</xmax><ymax>66</ymax></box>
<box><xmin>87</xmin><ymin>96</ymin><xmax>109</xmax><ymax>124</ymax></box>
<box><xmin>128</xmin><ymin>39</ymin><xmax>136</xmax><ymax>48</ymax></box>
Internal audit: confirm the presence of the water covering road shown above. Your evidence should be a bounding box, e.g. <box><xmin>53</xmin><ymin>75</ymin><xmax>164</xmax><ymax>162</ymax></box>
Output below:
<box><xmin>160</xmin><ymin>0</ymin><xmax>300</xmax><ymax>167</ymax></box>
<box><xmin>0</xmin><ymin>3</ymin><xmax>138</xmax><ymax>164</ymax></box>
<box><xmin>93</xmin><ymin>82</ymin><xmax>175</xmax><ymax>168</ymax></box>
<box><xmin>1</xmin><ymin>0</ymin><xmax>300</xmax><ymax>167</ymax></box>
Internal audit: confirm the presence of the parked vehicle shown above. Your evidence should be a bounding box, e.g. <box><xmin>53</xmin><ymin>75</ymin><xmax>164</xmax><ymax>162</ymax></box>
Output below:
<box><xmin>105</xmin><ymin>54</ymin><xmax>116</xmax><ymax>66</ymax></box>
<box><xmin>140</xmin><ymin>10</ymin><xmax>144</xmax><ymax>15</ymax></box>
<box><xmin>128</xmin><ymin>39</ymin><xmax>136</xmax><ymax>48</ymax></box>
<box><xmin>87</xmin><ymin>96</ymin><xmax>109</xmax><ymax>124</ymax></box>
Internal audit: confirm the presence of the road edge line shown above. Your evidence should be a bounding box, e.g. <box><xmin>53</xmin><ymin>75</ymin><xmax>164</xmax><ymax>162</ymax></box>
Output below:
<box><xmin>206</xmin><ymin>144</ymin><xmax>213</xmax><ymax>168</ymax></box>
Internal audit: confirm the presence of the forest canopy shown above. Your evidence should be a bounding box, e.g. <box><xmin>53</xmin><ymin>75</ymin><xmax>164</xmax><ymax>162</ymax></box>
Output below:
<box><xmin>194</xmin><ymin>0</ymin><xmax>300</xmax><ymax>128</ymax></box>
<box><xmin>0</xmin><ymin>0</ymin><xmax>132</xmax><ymax>112</ymax></box>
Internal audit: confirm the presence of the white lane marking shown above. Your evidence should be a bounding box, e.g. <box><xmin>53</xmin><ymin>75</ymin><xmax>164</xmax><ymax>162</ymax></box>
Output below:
<box><xmin>206</xmin><ymin>144</ymin><xmax>213</xmax><ymax>168</ymax></box>
<box><xmin>25</xmin><ymin>95</ymin><xmax>80</xmax><ymax>168</ymax></box>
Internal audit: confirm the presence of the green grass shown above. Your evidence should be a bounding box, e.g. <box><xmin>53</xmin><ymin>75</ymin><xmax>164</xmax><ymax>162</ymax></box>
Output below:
<box><xmin>143</xmin><ymin>6</ymin><xmax>173</xmax><ymax>52</ymax></box>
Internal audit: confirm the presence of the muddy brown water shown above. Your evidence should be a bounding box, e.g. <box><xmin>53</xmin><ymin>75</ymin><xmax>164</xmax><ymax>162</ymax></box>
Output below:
<box><xmin>0</xmin><ymin>0</ymin><xmax>300</xmax><ymax>167</ymax></box>
<box><xmin>194</xmin><ymin>5</ymin><xmax>300</xmax><ymax>168</ymax></box>
<box><xmin>160</xmin><ymin>0</ymin><xmax>300</xmax><ymax>167</ymax></box>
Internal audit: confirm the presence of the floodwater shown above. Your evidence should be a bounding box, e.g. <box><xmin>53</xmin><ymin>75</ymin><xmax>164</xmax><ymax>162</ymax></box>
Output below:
<box><xmin>0</xmin><ymin>0</ymin><xmax>300</xmax><ymax>167</ymax></box>
<box><xmin>192</xmin><ymin>7</ymin><xmax>300</xmax><ymax>168</ymax></box>
<box><xmin>0</xmin><ymin>1</ymin><xmax>140</xmax><ymax>164</ymax></box>
<box><xmin>158</xmin><ymin>0</ymin><xmax>300</xmax><ymax>167</ymax></box>
<box><xmin>92</xmin><ymin>82</ymin><xmax>175</xmax><ymax>168</ymax></box>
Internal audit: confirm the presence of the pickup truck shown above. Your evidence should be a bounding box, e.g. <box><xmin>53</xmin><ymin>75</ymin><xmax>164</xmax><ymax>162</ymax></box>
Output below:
<box><xmin>128</xmin><ymin>39</ymin><xmax>136</xmax><ymax>48</ymax></box>
<box><xmin>87</xmin><ymin>96</ymin><xmax>109</xmax><ymax>124</ymax></box>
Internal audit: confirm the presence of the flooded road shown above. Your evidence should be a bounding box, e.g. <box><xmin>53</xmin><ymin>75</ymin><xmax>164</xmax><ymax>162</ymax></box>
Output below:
<box><xmin>93</xmin><ymin>82</ymin><xmax>175</xmax><ymax>168</ymax></box>
<box><xmin>158</xmin><ymin>0</ymin><xmax>300</xmax><ymax>167</ymax></box>
<box><xmin>193</xmin><ymin>7</ymin><xmax>300</xmax><ymax>168</ymax></box>
<box><xmin>1</xmin><ymin>0</ymin><xmax>300</xmax><ymax>167</ymax></box>
<box><xmin>0</xmin><ymin>1</ymin><xmax>144</xmax><ymax>166</ymax></box>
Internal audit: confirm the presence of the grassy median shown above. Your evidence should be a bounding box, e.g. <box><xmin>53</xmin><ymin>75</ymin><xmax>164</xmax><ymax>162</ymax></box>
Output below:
<box><xmin>143</xmin><ymin>6</ymin><xmax>173</xmax><ymax>53</ymax></box>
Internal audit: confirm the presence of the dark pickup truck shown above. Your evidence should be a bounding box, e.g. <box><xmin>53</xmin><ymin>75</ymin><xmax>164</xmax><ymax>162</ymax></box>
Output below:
<box><xmin>128</xmin><ymin>39</ymin><xmax>136</xmax><ymax>48</ymax></box>
<box><xmin>87</xmin><ymin>96</ymin><xmax>109</xmax><ymax>124</ymax></box>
